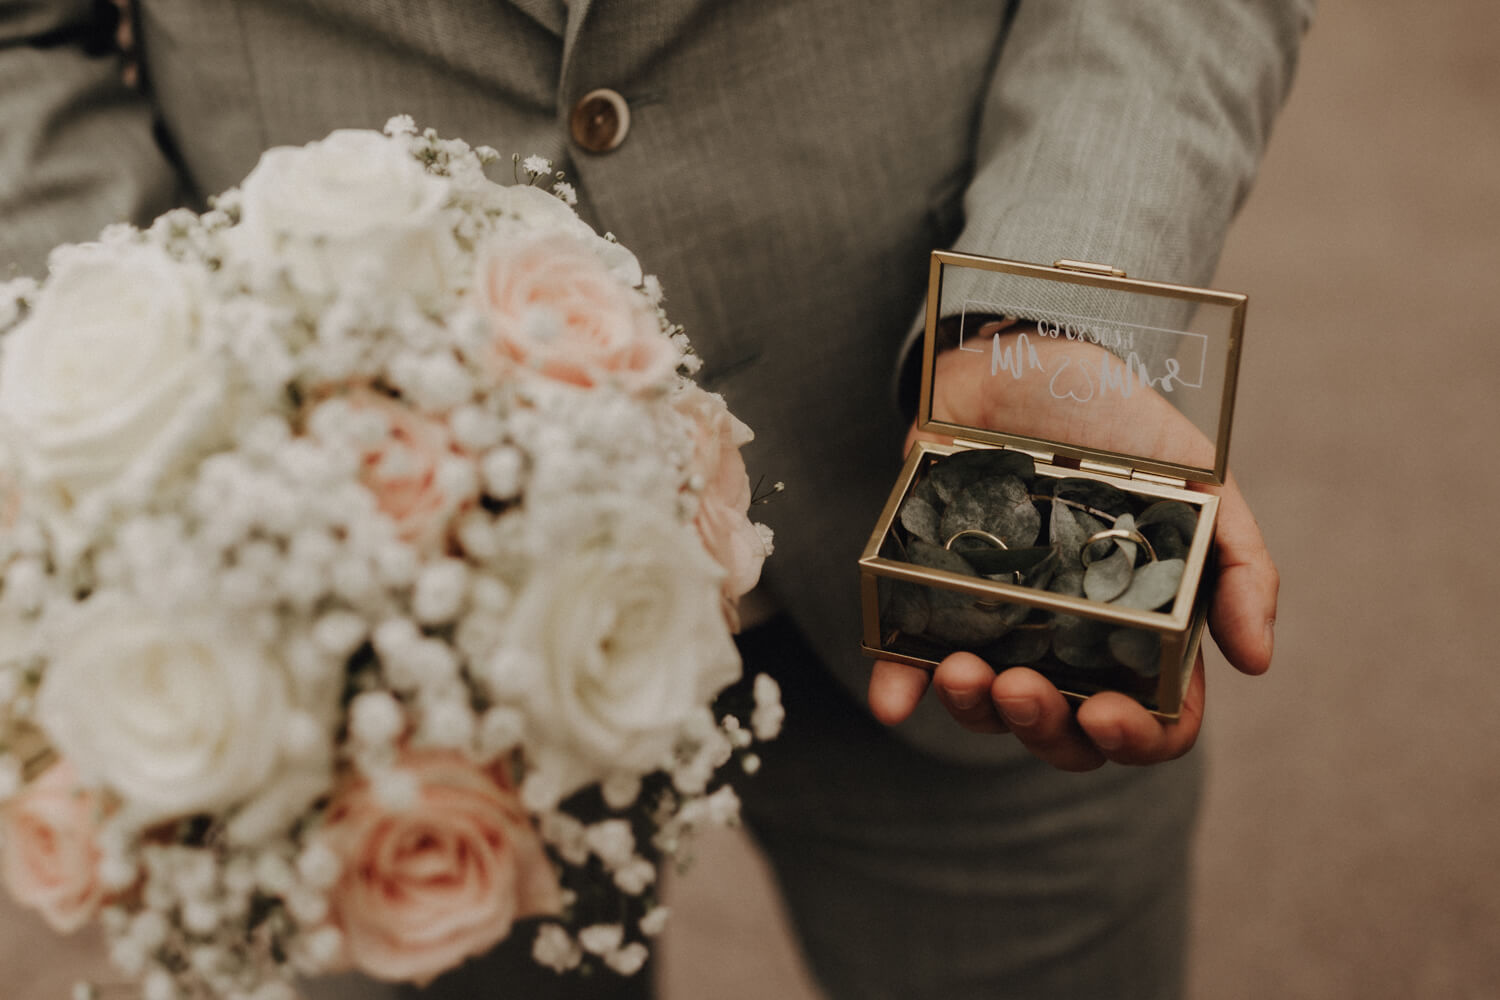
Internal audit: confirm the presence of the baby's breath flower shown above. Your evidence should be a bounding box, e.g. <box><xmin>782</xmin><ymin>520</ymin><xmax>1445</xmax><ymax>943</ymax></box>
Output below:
<box><xmin>349</xmin><ymin>691</ymin><xmax>407</xmax><ymax>748</ymax></box>
<box><xmin>752</xmin><ymin>672</ymin><xmax>786</xmax><ymax>741</ymax></box>
<box><xmin>612</xmin><ymin>858</ymin><xmax>656</xmax><ymax>895</ymax></box>
<box><xmin>638</xmin><ymin>906</ymin><xmax>671</xmax><ymax>937</ymax></box>
<box><xmin>412</xmin><ymin>558</ymin><xmax>469</xmax><ymax>625</ymax></box>
<box><xmin>296</xmin><ymin>842</ymin><xmax>342</xmax><ymax>891</ymax></box>
<box><xmin>583</xmin><ymin>819</ymin><xmax>635</xmax><ymax>869</ymax></box>
<box><xmin>605</xmin><ymin>942</ymin><xmax>650</xmax><ymax>976</ymax></box>
<box><xmin>474</xmin><ymin>705</ymin><xmax>525</xmax><ymax>760</ymax></box>
<box><xmin>532</xmin><ymin>924</ymin><xmax>582</xmax><ymax>973</ymax></box>
<box><xmin>578</xmin><ymin>924</ymin><xmax>625</xmax><ymax>957</ymax></box>
<box><xmin>601</xmin><ymin>771</ymin><xmax>642</xmax><ymax>810</ymax></box>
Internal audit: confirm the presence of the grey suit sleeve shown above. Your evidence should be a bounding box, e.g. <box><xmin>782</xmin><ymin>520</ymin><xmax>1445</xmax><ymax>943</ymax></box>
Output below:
<box><xmin>0</xmin><ymin>0</ymin><xmax>183</xmax><ymax>278</ymax></box>
<box><xmin>956</xmin><ymin>0</ymin><xmax>1311</xmax><ymax>288</ymax></box>
<box><xmin>898</xmin><ymin>0</ymin><xmax>1312</xmax><ymax>405</ymax></box>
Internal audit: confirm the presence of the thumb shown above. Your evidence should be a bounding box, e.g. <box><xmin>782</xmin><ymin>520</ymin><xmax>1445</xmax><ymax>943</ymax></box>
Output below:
<box><xmin>1207</xmin><ymin>474</ymin><xmax>1279</xmax><ymax>676</ymax></box>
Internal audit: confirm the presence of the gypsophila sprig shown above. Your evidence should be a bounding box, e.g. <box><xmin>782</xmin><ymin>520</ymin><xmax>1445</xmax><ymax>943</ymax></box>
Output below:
<box><xmin>0</xmin><ymin>118</ymin><xmax>779</xmax><ymax>998</ymax></box>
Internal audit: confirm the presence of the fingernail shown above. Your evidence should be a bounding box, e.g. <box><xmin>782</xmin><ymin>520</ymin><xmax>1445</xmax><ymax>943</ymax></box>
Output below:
<box><xmin>997</xmin><ymin>698</ymin><xmax>1039</xmax><ymax>727</ymax></box>
<box><xmin>1264</xmin><ymin>619</ymin><xmax>1276</xmax><ymax>658</ymax></box>
<box><xmin>943</xmin><ymin>687</ymin><xmax>982</xmax><ymax>710</ymax></box>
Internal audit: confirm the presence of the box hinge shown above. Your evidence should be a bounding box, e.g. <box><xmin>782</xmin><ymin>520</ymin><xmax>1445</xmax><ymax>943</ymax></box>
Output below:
<box><xmin>1078</xmin><ymin>458</ymin><xmax>1186</xmax><ymax>490</ymax></box>
<box><xmin>1053</xmin><ymin>259</ymin><xmax>1127</xmax><ymax>278</ymax></box>
<box><xmin>953</xmin><ymin>440</ymin><xmax>1057</xmax><ymax>466</ymax></box>
<box><xmin>1130</xmin><ymin>469</ymin><xmax>1189</xmax><ymax>489</ymax></box>
<box><xmin>1079</xmin><ymin>458</ymin><xmax>1133</xmax><ymax>479</ymax></box>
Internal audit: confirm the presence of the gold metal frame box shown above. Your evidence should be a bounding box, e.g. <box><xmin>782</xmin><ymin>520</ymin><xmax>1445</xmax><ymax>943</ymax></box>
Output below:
<box><xmin>858</xmin><ymin>251</ymin><xmax>1247</xmax><ymax>717</ymax></box>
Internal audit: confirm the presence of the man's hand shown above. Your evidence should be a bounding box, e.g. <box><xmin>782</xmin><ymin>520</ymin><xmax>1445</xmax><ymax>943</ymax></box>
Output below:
<box><xmin>868</xmin><ymin>333</ymin><xmax>1278</xmax><ymax>771</ymax></box>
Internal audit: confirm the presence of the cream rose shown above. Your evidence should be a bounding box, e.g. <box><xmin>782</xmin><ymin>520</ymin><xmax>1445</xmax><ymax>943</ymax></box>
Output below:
<box><xmin>673</xmin><ymin>385</ymin><xmax>767</xmax><ymax>622</ymax></box>
<box><xmin>234</xmin><ymin>129</ymin><xmax>453</xmax><ymax>298</ymax></box>
<box><xmin>474</xmin><ymin>233</ymin><xmax>677</xmax><ymax>392</ymax></box>
<box><xmin>345</xmin><ymin>389</ymin><xmax>473</xmax><ymax>551</ymax></box>
<box><xmin>0</xmin><ymin>761</ymin><xmax>106</xmax><ymax>933</ymax></box>
<box><xmin>35</xmin><ymin>595</ymin><xmax>306</xmax><ymax>830</ymax></box>
<box><xmin>493</xmin><ymin>184</ymin><xmax>645</xmax><ymax>287</ymax></box>
<box><xmin>0</xmin><ymin>245</ymin><xmax>225</xmax><ymax>513</ymax></box>
<box><xmin>319</xmin><ymin>749</ymin><xmax>560</xmax><ymax>984</ymax></box>
<box><xmin>503</xmin><ymin>503</ymin><xmax>742</xmax><ymax>795</ymax></box>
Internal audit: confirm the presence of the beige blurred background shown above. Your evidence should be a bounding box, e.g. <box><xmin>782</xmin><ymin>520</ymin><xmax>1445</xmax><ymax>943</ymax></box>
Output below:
<box><xmin>6</xmin><ymin>0</ymin><xmax>1499</xmax><ymax>996</ymax></box>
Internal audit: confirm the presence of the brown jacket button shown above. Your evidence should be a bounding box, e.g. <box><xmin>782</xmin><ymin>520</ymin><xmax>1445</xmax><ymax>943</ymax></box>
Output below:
<box><xmin>570</xmin><ymin>88</ymin><xmax>631</xmax><ymax>153</ymax></box>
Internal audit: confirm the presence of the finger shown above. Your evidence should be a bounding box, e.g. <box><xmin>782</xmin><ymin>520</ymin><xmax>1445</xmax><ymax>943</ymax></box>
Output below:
<box><xmin>1208</xmin><ymin>474</ymin><xmax>1279</xmax><ymax>676</ymax></box>
<box><xmin>989</xmin><ymin>668</ymin><xmax>1106</xmax><ymax>772</ymax></box>
<box><xmin>867</xmin><ymin>659</ymin><xmax>932</xmax><ymax>726</ymax></box>
<box><xmin>932</xmin><ymin>652</ymin><xmax>1008</xmax><ymax>734</ymax></box>
<box><xmin>1075</xmin><ymin>655</ymin><xmax>1206</xmax><ymax>765</ymax></box>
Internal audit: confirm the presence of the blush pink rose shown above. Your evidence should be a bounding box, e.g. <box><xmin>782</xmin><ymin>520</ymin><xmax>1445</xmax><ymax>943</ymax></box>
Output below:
<box><xmin>475</xmin><ymin>233</ymin><xmax>676</xmax><ymax>392</ymax></box>
<box><xmin>348</xmin><ymin>390</ymin><xmax>471</xmax><ymax>551</ymax></box>
<box><xmin>674</xmin><ymin>386</ymin><xmax>766</xmax><ymax>626</ymax></box>
<box><xmin>319</xmin><ymin>750</ymin><xmax>561</xmax><ymax>985</ymax></box>
<box><xmin>1</xmin><ymin>761</ymin><xmax>106</xmax><ymax>934</ymax></box>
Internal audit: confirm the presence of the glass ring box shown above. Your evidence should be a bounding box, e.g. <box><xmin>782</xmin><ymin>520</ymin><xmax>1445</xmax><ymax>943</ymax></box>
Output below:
<box><xmin>859</xmin><ymin>251</ymin><xmax>1247</xmax><ymax>717</ymax></box>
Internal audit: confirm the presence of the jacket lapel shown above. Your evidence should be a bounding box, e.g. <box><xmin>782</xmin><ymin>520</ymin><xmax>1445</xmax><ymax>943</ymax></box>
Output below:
<box><xmin>508</xmin><ymin>0</ymin><xmax>568</xmax><ymax>37</ymax></box>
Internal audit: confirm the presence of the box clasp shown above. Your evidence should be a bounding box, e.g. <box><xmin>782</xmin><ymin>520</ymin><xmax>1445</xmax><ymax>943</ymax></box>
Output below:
<box><xmin>1053</xmin><ymin>259</ymin><xmax>1127</xmax><ymax>277</ymax></box>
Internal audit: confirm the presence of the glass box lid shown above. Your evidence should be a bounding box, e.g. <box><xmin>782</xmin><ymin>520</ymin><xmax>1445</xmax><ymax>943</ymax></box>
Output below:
<box><xmin>917</xmin><ymin>252</ymin><xmax>1247</xmax><ymax>486</ymax></box>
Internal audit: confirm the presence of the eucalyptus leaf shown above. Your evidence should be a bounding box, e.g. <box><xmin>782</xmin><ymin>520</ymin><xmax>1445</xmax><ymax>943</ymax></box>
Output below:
<box><xmin>882</xmin><ymin>580</ymin><xmax>931</xmax><ymax>635</ymax></box>
<box><xmin>951</xmin><ymin>542</ymin><xmax>1055</xmax><ymax>579</ymax></box>
<box><xmin>980</xmin><ymin>626</ymin><xmax>1053</xmax><ymax>666</ymax></box>
<box><xmin>939</xmin><ymin>475</ymin><xmax>1040</xmax><ymax>548</ymax></box>
<box><xmin>1082</xmin><ymin>547</ymin><xmax>1132</xmax><ymax>602</ymax></box>
<box><xmin>1138</xmin><ymin>501</ymin><xmax>1198</xmax><ymax>561</ymax></box>
<box><xmin>1047</xmin><ymin>502</ymin><xmax>1101</xmax><ymax>597</ymax></box>
<box><xmin>926</xmin><ymin>598</ymin><xmax>1025</xmax><ymax>647</ymax></box>
<box><xmin>929</xmin><ymin>448</ymin><xmax>1036</xmax><ymax>502</ymax></box>
<box><xmin>913</xmin><ymin>474</ymin><xmax>942</xmax><ymax>508</ymax></box>
<box><xmin>1137</xmin><ymin>501</ymin><xmax>1199</xmax><ymax>537</ymax></box>
<box><xmin>1055</xmin><ymin>477</ymin><xmax>1133</xmax><ymax>518</ymax></box>
<box><xmin>1048</xmin><ymin>565</ymin><xmax>1085</xmax><ymax>598</ymax></box>
<box><xmin>1049</xmin><ymin>499</ymin><xmax>1094</xmax><ymax>558</ymax></box>
<box><xmin>1108</xmin><ymin>629</ymin><xmax>1162</xmax><ymax>675</ymax></box>
<box><xmin>1139</xmin><ymin>522</ymin><xmax>1189</xmax><ymax>561</ymax></box>
<box><xmin>1052</xmin><ymin>615</ymin><xmax>1114</xmax><ymax>668</ymax></box>
<box><xmin>1013</xmin><ymin>546</ymin><xmax>1059</xmax><ymax>591</ymax></box>
<box><xmin>898</xmin><ymin>494</ymin><xmax>941</xmax><ymax>545</ymax></box>
<box><xmin>1085</xmin><ymin>512</ymin><xmax>1138</xmax><ymax>566</ymax></box>
<box><xmin>1112</xmin><ymin>558</ymin><xmax>1185</xmax><ymax>611</ymax></box>
<box><xmin>906</xmin><ymin>539</ymin><xmax>978</xmax><ymax>577</ymax></box>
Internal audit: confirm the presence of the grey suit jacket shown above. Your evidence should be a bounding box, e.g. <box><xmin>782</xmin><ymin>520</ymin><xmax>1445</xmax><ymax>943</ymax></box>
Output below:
<box><xmin>0</xmin><ymin>0</ymin><xmax>1310</xmax><ymax>762</ymax></box>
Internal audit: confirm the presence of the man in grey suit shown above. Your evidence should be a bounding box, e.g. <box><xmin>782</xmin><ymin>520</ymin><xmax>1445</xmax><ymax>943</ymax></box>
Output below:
<box><xmin>0</xmin><ymin>1</ymin><xmax>1303</xmax><ymax>997</ymax></box>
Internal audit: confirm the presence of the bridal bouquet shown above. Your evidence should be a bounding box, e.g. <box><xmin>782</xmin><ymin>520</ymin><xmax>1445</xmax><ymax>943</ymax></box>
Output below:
<box><xmin>0</xmin><ymin>118</ymin><xmax>780</xmax><ymax>999</ymax></box>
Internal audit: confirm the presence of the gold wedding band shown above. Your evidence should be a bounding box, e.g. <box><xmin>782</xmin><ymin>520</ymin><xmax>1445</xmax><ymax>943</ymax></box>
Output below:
<box><xmin>945</xmin><ymin>529</ymin><xmax>1021</xmax><ymax>592</ymax></box>
<box><xmin>1080</xmin><ymin>527</ymin><xmax>1157</xmax><ymax>567</ymax></box>
<box><xmin>944</xmin><ymin>529</ymin><xmax>1009</xmax><ymax>552</ymax></box>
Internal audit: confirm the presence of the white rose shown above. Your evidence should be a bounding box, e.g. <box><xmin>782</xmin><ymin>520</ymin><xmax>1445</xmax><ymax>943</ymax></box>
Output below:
<box><xmin>233</xmin><ymin>129</ymin><xmax>454</xmax><ymax>299</ymax></box>
<box><xmin>35</xmin><ymin>595</ymin><xmax>317</xmax><ymax>832</ymax></box>
<box><xmin>504</xmin><ymin>503</ymin><xmax>742</xmax><ymax>797</ymax></box>
<box><xmin>0</xmin><ymin>244</ymin><xmax>226</xmax><ymax>519</ymax></box>
<box><xmin>492</xmin><ymin>183</ymin><xmax>644</xmax><ymax>287</ymax></box>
